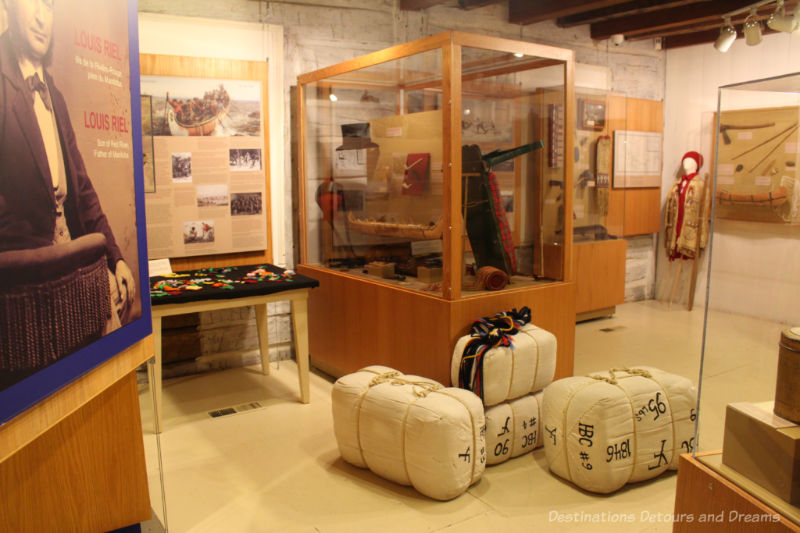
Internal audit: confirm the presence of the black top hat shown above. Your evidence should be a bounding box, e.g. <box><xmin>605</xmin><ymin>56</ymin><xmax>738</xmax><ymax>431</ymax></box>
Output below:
<box><xmin>336</xmin><ymin>123</ymin><xmax>379</xmax><ymax>150</ymax></box>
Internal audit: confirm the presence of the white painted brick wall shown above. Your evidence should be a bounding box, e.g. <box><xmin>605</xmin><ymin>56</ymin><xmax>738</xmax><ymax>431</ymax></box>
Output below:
<box><xmin>625</xmin><ymin>235</ymin><xmax>657</xmax><ymax>302</ymax></box>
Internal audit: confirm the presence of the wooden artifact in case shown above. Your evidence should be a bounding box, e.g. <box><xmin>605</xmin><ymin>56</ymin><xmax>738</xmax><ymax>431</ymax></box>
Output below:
<box><xmin>775</xmin><ymin>328</ymin><xmax>800</xmax><ymax>423</ymax></box>
<box><xmin>296</xmin><ymin>32</ymin><xmax>576</xmax><ymax>385</ymax></box>
<box><xmin>722</xmin><ymin>402</ymin><xmax>800</xmax><ymax>506</ymax></box>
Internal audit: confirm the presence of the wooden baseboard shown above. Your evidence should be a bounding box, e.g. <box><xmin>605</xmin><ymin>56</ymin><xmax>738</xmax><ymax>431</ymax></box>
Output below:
<box><xmin>576</xmin><ymin>307</ymin><xmax>616</xmax><ymax>322</ymax></box>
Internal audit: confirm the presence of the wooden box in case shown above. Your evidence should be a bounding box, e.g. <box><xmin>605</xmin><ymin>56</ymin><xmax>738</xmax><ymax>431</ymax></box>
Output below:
<box><xmin>722</xmin><ymin>402</ymin><xmax>800</xmax><ymax>506</ymax></box>
<box><xmin>417</xmin><ymin>266</ymin><xmax>442</xmax><ymax>283</ymax></box>
<box><xmin>367</xmin><ymin>261</ymin><xmax>395</xmax><ymax>278</ymax></box>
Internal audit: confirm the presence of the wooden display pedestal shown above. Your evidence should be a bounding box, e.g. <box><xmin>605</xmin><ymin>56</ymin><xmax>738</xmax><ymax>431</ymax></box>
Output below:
<box><xmin>674</xmin><ymin>452</ymin><xmax>800</xmax><ymax>532</ymax></box>
<box><xmin>0</xmin><ymin>337</ymin><xmax>153</xmax><ymax>533</ymax></box>
<box><xmin>723</xmin><ymin>402</ymin><xmax>800</xmax><ymax>506</ymax></box>
<box><xmin>573</xmin><ymin>238</ymin><xmax>626</xmax><ymax>319</ymax></box>
<box><xmin>299</xmin><ymin>265</ymin><xmax>575</xmax><ymax>385</ymax></box>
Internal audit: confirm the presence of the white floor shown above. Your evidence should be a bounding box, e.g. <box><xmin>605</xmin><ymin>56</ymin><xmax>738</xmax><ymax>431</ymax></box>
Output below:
<box><xmin>139</xmin><ymin>300</ymin><xmax>785</xmax><ymax>532</ymax></box>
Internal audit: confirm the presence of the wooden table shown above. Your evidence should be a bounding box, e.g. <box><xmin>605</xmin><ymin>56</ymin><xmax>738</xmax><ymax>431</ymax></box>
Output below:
<box><xmin>148</xmin><ymin>266</ymin><xmax>318</xmax><ymax>432</ymax></box>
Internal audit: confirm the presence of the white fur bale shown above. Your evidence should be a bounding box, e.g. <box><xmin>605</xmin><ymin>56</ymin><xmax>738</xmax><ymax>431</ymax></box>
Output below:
<box><xmin>451</xmin><ymin>322</ymin><xmax>557</xmax><ymax>406</ymax></box>
<box><xmin>542</xmin><ymin>367</ymin><xmax>697</xmax><ymax>494</ymax></box>
<box><xmin>332</xmin><ymin>366</ymin><xmax>486</xmax><ymax>500</ymax></box>
<box><xmin>485</xmin><ymin>391</ymin><xmax>543</xmax><ymax>465</ymax></box>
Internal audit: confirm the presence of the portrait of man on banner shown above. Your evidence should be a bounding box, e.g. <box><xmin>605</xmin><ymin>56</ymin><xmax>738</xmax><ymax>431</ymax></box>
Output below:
<box><xmin>0</xmin><ymin>0</ymin><xmax>146</xmax><ymax>402</ymax></box>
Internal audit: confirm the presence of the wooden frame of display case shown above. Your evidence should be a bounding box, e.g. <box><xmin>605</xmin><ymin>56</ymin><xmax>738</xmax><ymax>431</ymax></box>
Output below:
<box><xmin>296</xmin><ymin>31</ymin><xmax>576</xmax><ymax>385</ymax></box>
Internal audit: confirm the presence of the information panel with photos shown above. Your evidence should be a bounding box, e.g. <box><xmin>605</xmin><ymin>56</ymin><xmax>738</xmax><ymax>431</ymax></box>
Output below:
<box><xmin>140</xmin><ymin>56</ymin><xmax>271</xmax><ymax>260</ymax></box>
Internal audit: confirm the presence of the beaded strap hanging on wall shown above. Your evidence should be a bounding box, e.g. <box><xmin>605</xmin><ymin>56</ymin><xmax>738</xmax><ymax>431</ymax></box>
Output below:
<box><xmin>457</xmin><ymin>306</ymin><xmax>531</xmax><ymax>401</ymax></box>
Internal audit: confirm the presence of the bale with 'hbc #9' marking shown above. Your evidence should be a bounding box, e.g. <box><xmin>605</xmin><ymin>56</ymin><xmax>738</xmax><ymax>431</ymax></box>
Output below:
<box><xmin>542</xmin><ymin>367</ymin><xmax>696</xmax><ymax>494</ymax></box>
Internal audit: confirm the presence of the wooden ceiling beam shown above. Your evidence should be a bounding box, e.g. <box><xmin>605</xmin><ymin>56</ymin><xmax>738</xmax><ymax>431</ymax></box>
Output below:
<box><xmin>662</xmin><ymin>28</ymin><xmax>720</xmax><ymax>48</ymax></box>
<box><xmin>556</xmin><ymin>0</ymin><xmax>701</xmax><ymax>27</ymax></box>
<box><xmin>457</xmin><ymin>0</ymin><xmax>502</xmax><ymax>9</ymax></box>
<box><xmin>590</xmin><ymin>0</ymin><xmax>755</xmax><ymax>40</ymax></box>
<box><xmin>508</xmin><ymin>0</ymin><xmax>634</xmax><ymax>25</ymax></box>
<box><xmin>400</xmin><ymin>0</ymin><xmax>448</xmax><ymax>10</ymax></box>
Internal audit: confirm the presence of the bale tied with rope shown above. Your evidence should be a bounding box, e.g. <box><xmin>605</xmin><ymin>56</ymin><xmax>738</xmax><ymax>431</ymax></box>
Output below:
<box><xmin>542</xmin><ymin>367</ymin><xmax>697</xmax><ymax>494</ymax></box>
<box><xmin>451</xmin><ymin>307</ymin><xmax>557</xmax><ymax>406</ymax></box>
<box><xmin>484</xmin><ymin>391</ymin><xmax>544</xmax><ymax>465</ymax></box>
<box><xmin>332</xmin><ymin>366</ymin><xmax>486</xmax><ymax>500</ymax></box>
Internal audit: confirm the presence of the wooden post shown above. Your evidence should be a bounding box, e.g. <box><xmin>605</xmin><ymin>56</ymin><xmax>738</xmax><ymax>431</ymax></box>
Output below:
<box><xmin>660</xmin><ymin>259</ymin><xmax>674</xmax><ymax>303</ymax></box>
<box><xmin>669</xmin><ymin>258</ymin><xmax>683</xmax><ymax>308</ymax></box>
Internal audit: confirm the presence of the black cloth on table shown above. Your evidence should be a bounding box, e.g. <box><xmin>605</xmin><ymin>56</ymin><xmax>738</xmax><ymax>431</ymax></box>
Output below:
<box><xmin>150</xmin><ymin>264</ymin><xmax>318</xmax><ymax>306</ymax></box>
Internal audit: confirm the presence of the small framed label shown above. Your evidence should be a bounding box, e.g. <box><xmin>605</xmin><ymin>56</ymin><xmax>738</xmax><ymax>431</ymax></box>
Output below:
<box><xmin>149</xmin><ymin>258</ymin><xmax>173</xmax><ymax>277</ymax></box>
<box><xmin>717</xmin><ymin>163</ymin><xmax>735</xmax><ymax>176</ymax></box>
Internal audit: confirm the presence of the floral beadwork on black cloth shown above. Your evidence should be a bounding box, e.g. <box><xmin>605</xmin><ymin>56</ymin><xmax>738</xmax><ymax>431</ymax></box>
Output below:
<box><xmin>149</xmin><ymin>264</ymin><xmax>319</xmax><ymax>305</ymax></box>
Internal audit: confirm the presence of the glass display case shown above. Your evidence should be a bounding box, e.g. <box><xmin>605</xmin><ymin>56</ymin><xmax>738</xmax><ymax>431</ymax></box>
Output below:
<box><xmin>680</xmin><ymin>72</ymin><xmax>800</xmax><ymax>523</ymax></box>
<box><xmin>296</xmin><ymin>32</ymin><xmax>577</xmax><ymax>384</ymax></box>
<box><xmin>572</xmin><ymin>87</ymin><xmax>629</xmax><ymax>242</ymax></box>
<box><xmin>570</xmin><ymin>87</ymin><xmax>630</xmax><ymax>318</ymax></box>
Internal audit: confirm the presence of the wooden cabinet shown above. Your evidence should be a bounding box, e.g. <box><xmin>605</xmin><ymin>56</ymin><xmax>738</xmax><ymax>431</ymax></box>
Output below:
<box><xmin>573</xmin><ymin>238</ymin><xmax>626</xmax><ymax>319</ymax></box>
<box><xmin>296</xmin><ymin>32</ymin><xmax>576</xmax><ymax>384</ymax></box>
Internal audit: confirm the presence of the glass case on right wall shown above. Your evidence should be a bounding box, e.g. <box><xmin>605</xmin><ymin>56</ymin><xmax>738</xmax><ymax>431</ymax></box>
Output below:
<box><xmin>692</xmin><ymin>72</ymin><xmax>800</xmax><ymax>521</ymax></box>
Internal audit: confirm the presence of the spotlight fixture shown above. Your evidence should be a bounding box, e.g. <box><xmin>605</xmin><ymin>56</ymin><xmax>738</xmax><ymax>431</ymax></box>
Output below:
<box><xmin>744</xmin><ymin>8</ymin><xmax>763</xmax><ymax>45</ymax></box>
<box><xmin>513</xmin><ymin>52</ymin><xmax>524</xmax><ymax>58</ymax></box>
<box><xmin>329</xmin><ymin>93</ymin><xmax>338</xmax><ymax>102</ymax></box>
<box><xmin>767</xmin><ymin>0</ymin><xmax>799</xmax><ymax>32</ymax></box>
<box><xmin>714</xmin><ymin>16</ymin><xmax>737</xmax><ymax>52</ymax></box>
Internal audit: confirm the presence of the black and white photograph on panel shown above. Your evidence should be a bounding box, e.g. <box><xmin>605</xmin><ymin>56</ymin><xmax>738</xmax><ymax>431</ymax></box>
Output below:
<box><xmin>229</xmin><ymin>148</ymin><xmax>262</xmax><ymax>171</ymax></box>
<box><xmin>172</xmin><ymin>152</ymin><xmax>192</xmax><ymax>182</ymax></box>
<box><xmin>230</xmin><ymin>192</ymin><xmax>262</xmax><ymax>216</ymax></box>
<box><xmin>197</xmin><ymin>185</ymin><xmax>229</xmax><ymax>208</ymax></box>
